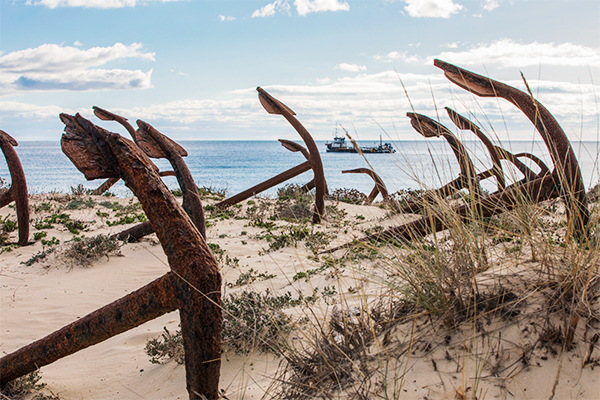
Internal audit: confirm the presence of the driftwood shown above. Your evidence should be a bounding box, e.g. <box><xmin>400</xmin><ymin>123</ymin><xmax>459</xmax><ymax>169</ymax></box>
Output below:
<box><xmin>0</xmin><ymin>114</ymin><xmax>221</xmax><ymax>399</ymax></box>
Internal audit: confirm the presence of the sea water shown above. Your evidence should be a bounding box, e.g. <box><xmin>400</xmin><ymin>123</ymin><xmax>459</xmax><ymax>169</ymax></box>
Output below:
<box><xmin>0</xmin><ymin>140</ymin><xmax>598</xmax><ymax>199</ymax></box>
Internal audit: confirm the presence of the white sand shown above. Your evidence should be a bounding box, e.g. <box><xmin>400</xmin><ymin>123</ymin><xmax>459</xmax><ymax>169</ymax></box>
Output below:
<box><xmin>1</xmin><ymin>194</ymin><xmax>598</xmax><ymax>399</ymax></box>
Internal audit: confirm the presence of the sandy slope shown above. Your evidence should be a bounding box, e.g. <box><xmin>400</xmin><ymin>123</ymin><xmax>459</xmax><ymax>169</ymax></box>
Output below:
<box><xmin>1</xmin><ymin>193</ymin><xmax>598</xmax><ymax>400</ymax></box>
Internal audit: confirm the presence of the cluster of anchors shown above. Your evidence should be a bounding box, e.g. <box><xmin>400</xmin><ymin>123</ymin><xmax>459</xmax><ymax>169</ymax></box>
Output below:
<box><xmin>0</xmin><ymin>60</ymin><xmax>590</xmax><ymax>399</ymax></box>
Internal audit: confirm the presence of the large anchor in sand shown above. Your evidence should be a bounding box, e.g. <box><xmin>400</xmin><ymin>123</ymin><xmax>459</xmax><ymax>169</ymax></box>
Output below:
<box><xmin>216</xmin><ymin>87</ymin><xmax>327</xmax><ymax>223</ymax></box>
<box><xmin>325</xmin><ymin>59</ymin><xmax>589</xmax><ymax>253</ymax></box>
<box><xmin>0</xmin><ymin>130</ymin><xmax>30</xmax><ymax>246</ymax></box>
<box><xmin>0</xmin><ymin>114</ymin><xmax>222</xmax><ymax>400</ymax></box>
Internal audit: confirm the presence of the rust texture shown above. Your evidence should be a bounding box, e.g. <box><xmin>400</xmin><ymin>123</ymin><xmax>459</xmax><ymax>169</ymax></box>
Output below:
<box><xmin>257</xmin><ymin>87</ymin><xmax>326</xmax><ymax>223</ymax></box>
<box><xmin>341</xmin><ymin>168</ymin><xmax>389</xmax><ymax>205</ymax></box>
<box><xmin>434</xmin><ymin>59</ymin><xmax>589</xmax><ymax>239</ymax></box>
<box><xmin>0</xmin><ymin>130</ymin><xmax>29</xmax><ymax>246</ymax></box>
<box><xmin>91</xmin><ymin>107</ymin><xmax>205</xmax><ymax>240</ymax></box>
<box><xmin>279</xmin><ymin>139</ymin><xmax>318</xmax><ymax>193</ymax></box>
<box><xmin>1</xmin><ymin>114</ymin><xmax>221</xmax><ymax>399</ymax></box>
<box><xmin>218</xmin><ymin>88</ymin><xmax>327</xmax><ymax>223</ymax></box>
<box><xmin>137</xmin><ymin>120</ymin><xmax>206</xmax><ymax>239</ymax></box>
<box><xmin>90</xmin><ymin>106</ymin><xmax>185</xmax><ymax>196</ymax></box>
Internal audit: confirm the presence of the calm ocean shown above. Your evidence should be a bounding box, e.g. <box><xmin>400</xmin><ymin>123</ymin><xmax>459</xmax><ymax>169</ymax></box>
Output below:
<box><xmin>1</xmin><ymin>140</ymin><xmax>598</xmax><ymax>199</ymax></box>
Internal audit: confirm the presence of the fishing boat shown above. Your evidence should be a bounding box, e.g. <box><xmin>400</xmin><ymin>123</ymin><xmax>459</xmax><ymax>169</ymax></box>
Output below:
<box><xmin>325</xmin><ymin>135</ymin><xmax>395</xmax><ymax>153</ymax></box>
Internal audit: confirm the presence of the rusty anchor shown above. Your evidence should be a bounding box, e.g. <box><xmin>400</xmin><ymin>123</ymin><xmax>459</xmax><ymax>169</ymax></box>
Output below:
<box><xmin>324</xmin><ymin>59</ymin><xmax>587</xmax><ymax>253</ymax></box>
<box><xmin>217</xmin><ymin>87</ymin><xmax>327</xmax><ymax>223</ymax></box>
<box><xmin>0</xmin><ymin>130</ymin><xmax>30</xmax><ymax>246</ymax></box>
<box><xmin>341</xmin><ymin>168</ymin><xmax>389</xmax><ymax>205</ymax></box>
<box><xmin>0</xmin><ymin>114</ymin><xmax>221</xmax><ymax>400</ymax></box>
<box><xmin>433</xmin><ymin>59</ymin><xmax>589</xmax><ymax>239</ymax></box>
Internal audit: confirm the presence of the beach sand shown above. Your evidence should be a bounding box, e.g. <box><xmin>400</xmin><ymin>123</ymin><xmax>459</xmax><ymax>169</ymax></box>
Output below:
<box><xmin>1</xmin><ymin>192</ymin><xmax>598</xmax><ymax>399</ymax></box>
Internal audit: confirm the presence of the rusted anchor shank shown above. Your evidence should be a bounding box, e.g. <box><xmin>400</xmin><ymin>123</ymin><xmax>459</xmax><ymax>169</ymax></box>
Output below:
<box><xmin>445</xmin><ymin>107</ymin><xmax>506</xmax><ymax>189</ymax></box>
<box><xmin>90</xmin><ymin>106</ymin><xmax>185</xmax><ymax>196</ymax></box>
<box><xmin>434</xmin><ymin>59</ymin><xmax>589</xmax><ymax>238</ymax></box>
<box><xmin>444</xmin><ymin>107</ymin><xmax>550</xmax><ymax>188</ymax></box>
<box><xmin>218</xmin><ymin>88</ymin><xmax>326</xmax><ymax>223</ymax></box>
<box><xmin>399</xmin><ymin>113</ymin><xmax>483</xmax><ymax>213</ymax></box>
<box><xmin>341</xmin><ymin>168</ymin><xmax>389</xmax><ymax>205</ymax></box>
<box><xmin>0</xmin><ymin>130</ymin><xmax>29</xmax><ymax>246</ymax></box>
<box><xmin>258</xmin><ymin>87</ymin><xmax>326</xmax><ymax>223</ymax></box>
<box><xmin>1</xmin><ymin>114</ymin><xmax>221</xmax><ymax>399</ymax></box>
<box><xmin>137</xmin><ymin>120</ymin><xmax>206</xmax><ymax>239</ymax></box>
<box><xmin>279</xmin><ymin>139</ymin><xmax>319</xmax><ymax>193</ymax></box>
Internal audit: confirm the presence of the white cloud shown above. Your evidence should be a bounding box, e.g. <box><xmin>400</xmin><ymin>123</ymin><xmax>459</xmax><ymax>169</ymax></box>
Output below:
<box><xmin>252</xmin><ymin>0</ymin><xmax>348</xmax><ymax>17</ymax></box>
<box><xmin>218</xmin><ymin>15</ymin><xmax>235</xmax><ymax>21</ymax></box>
<box><xmin>27</xmin><ymin>0</ymin><xmax>182</xmax><ymax>8</ymax></box>
<box><xmin>482</xmin><ymin>0</ymin><xmax>499</xmax><ymax>11</ymax></box>
<box><xmin>335</xmin><ymin>63</ymin><xmax>366</xmax><ymax>72</ymax></box>
<box><xmin>73</xmin><ymin>41</ymin><xmax>83</xmax><ymax>47</ymax></box>
<box><xmin>0</xmin><ymin>43</ymin><xmax>154</xmax><ymax>94</ymax></box>
<box><xmin>2</xmin><ymin>68</ymin><xmax>599</xmax><ymax>142</ymax></box>
<box><xmin>294</xmin><ymin>0</ymin><xmax>349</xmax><ymax>16</ymax></box>
<box><xmin>403</xmin><ymin>0</ymin><xmax>463</xmax><ymax>18</ymax></box>
<box><xmin>252</xmin><ymin>0</ymin><xmax>289</xmax><ymax>17</ymax></box>
<box><xmin>431</xmin><ymin>39</ymin><xmax>600</xmax><ymax>68</ymax></box>
<box><xmin>386</xmin><ymin>51</ymin><xmax>405</xmax><ymax>60</ymax></box>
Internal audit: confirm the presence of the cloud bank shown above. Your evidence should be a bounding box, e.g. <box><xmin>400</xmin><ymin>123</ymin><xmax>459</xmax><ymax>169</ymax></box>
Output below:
<box><xmin>403</xmin><ymin>0</ymin><xmax>463</xmax><ymax>19</ymax></box>
<box><xmin>0</xmin><ymin>43</ymin><xmax>154</xmax><ymax>94</ymax></box>
<box><xmin>27</xmin><ymin>0</ymin><xmax>182</xmax><ymax>8</ymax></box>
<box><xmin>252</xmin><ymin>0</ymin><xmax>349</xmax><ymax>17</ymax></box>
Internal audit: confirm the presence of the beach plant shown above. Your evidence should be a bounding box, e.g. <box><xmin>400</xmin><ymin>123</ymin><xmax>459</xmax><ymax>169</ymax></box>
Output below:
<box><xmin>328</xmin><ymin>188</ymin><xmax>366</xmax><ymax>205</ymax></box>
<box><xmin>1</xmin><ymin>216</ymin><xmax>17</xmax><ymax>233</ymax></box>
<box><xmin>197</xmin><ymin>186</ymin><xmax>226</xmax><ymax>200</ymax></box>
<box><xmin>146</xmin><ymin>289</ymin><xmax>298</xmax><ymax>362</ymax></box>
<box><xmin>63</xmin><ymin>234</ymin><xmax>122</xmax><ymax>266</ymax></box>
<box><xmin>145</xmin><ymin>327</ymin><xmax>185</xmax><ymax>365</ymax></box>
<box><xmin>0</xmin><ymin>370</ymin><xmax>60</xmax><ymax>400</ymax></box>
<box><xmin>69</xmin><ymin>184</ymin><xmax>93</xmax><ymax>196</ymax></box>
<box><xmin>66</xmin><ymin>197</ymin><xmax>96</xmax><ymax>210</ymax></box>
<box><xmin>21</xmin><ymin>248</ymin><xmax>55</xmax><ymax>266</ymax></box>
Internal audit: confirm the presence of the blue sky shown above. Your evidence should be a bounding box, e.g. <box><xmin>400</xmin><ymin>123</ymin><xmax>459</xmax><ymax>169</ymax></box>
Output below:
<box><xmin>1</xmin><ymin>0</ymin><xmax>599</xmax><ymax>144</ymax></box>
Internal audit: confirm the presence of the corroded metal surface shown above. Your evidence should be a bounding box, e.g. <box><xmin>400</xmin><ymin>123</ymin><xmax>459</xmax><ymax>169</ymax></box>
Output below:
<box><xmin>0</xmin><ymin>130</ymin><xmax>29</xmax><ymax>246</ymax></box>
<box><xmin>90</xmin><ymin>106</ymin><xmax>184</xmax><ymax>196</ymax></box>
<box><xmin>90</xmin><ymin>107</ymin><xmax>205</xmax><ymax>240</ymax></box>
<box><xmin>217</xmin><ymin>88</ymin><xmax>327</xmax><ymax>223</ymax></box>
<box><xmin>434</xmin><ymin>59</ymin><xmax>589</xmax><ymax>239</ymax></box>
<box><xmin>137</xmin><ymin>120</ymin><xmax>206</xmax><ymax>239</ymax></box>
<box><xmin>1</xmin><ymin>114</ymin><xmax>221</xmax><ymax>399</ymax></box>
<box><xmin>341</xmin><ymin>167</ymin><xmax>389</xmax><ymax>205</ymax></box>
